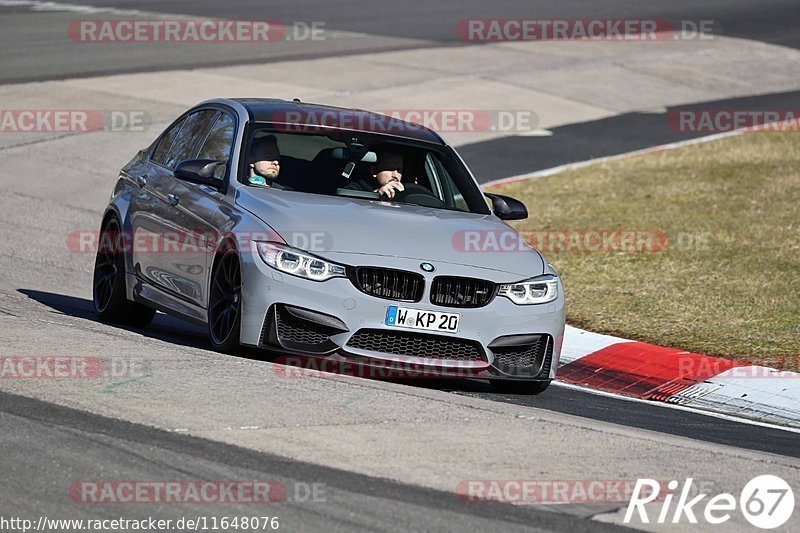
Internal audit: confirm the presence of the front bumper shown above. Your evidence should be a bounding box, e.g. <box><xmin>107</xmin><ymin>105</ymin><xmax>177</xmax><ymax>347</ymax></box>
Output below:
<box><xmin>240</xmin><ymin>252</ymin><xmax>565</xmax><ymax>381</ymax></box>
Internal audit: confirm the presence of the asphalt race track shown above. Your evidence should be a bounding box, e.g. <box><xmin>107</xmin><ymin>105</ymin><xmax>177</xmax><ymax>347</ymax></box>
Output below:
<box><xmin>2</xmin><ymin>0</ymin><xmax>798</xmax><ymax>84</ymax></box>
<box><xmin>1</xmin><ymin>1</ymin><xmax>799</xmax><ymax>531</ymax></box>
<box><xmin>2</xmin><ymin>391</ymin><xmax>626</xmax><ymax>532</ymax></box>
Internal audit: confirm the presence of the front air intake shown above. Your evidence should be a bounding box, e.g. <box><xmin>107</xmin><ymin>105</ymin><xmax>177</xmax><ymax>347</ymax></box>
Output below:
<box><xmin>349</xmin><ymin>267</ymin><xmax>424</xmax><ymax>302</ymax></box>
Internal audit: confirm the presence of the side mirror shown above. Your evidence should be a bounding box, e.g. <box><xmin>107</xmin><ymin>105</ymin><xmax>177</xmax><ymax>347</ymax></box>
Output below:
<box><xmin>174</xmin><ymin>159</ymin><xmax>226</xmax><ymax>189</ymax></box>
<box><xmin>485</xmin><ymin>193</ymin><xmax>528</xmax><ymax>220</ymax></box>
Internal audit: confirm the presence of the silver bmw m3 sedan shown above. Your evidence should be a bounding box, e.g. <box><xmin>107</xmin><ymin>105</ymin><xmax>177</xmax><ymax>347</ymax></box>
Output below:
<box><xmin>93</xmin><ymin>98</ymin><xmax>565</xmax><ymax>393</ymax></box>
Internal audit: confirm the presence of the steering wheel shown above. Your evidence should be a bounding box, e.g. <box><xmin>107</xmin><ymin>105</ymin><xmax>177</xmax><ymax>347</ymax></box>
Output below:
<box><xmin>392</xmin><ymin>183</ymin><xmax>446</xmax><ymax>208</ymax></box>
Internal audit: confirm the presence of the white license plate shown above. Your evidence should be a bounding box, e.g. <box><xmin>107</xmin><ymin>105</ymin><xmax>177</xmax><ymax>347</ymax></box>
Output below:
<box><xmin>385</xmin><ymin>305</ymin><xmax>460</xmax><ymax>333</ymax></box>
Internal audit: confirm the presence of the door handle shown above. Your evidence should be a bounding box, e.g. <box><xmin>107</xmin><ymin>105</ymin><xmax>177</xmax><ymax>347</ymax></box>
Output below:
<box><xmin>167</xmin><ymin>193</ymin><xmax>180</xmax><ymax>207</ymax></box>
<box><xmin>135</xmin><ymin>175</ymin><xmax>147</xmax><ymax>187</ymax></box>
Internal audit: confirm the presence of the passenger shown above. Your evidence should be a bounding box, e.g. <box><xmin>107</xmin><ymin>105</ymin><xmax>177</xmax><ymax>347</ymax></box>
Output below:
<box><xmin>247</xmin><ymin>135</ymin><xmax>288</xmax><ymax>189</ymax></box>
<box><xmin>344</xmin><ymin>150</ymin><xmax>405</xmax><ymax>199</ymax></box>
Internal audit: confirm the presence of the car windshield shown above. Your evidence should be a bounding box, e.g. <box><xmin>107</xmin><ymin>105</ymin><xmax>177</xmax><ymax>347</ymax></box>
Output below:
<box><xmin>241</xmin><ymin>125</ymin><xmax>491</xmax><ymax>214</ymax></box>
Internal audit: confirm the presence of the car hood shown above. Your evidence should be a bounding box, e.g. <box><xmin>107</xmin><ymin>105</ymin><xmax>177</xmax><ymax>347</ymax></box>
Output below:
<box><xmin>236</xmin><ymin>188</ymin><xmax>545</xmax><ymax>279</ymax></box>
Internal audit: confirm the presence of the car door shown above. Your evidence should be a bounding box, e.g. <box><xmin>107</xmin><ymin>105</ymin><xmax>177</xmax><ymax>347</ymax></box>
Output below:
<box><xmin>163</xmin><ymin>110</ymin><xmax>235</xmax><ymax>308</ymax></box>
<box><xmin>131</xmin><ymin>109</ymin><xmax>218</xmax><ymax>304</ymax></box>
<box><xmin>128</xmin><ymin>113</ymin><xmax>186</xmax><ymax>290</ymax></box>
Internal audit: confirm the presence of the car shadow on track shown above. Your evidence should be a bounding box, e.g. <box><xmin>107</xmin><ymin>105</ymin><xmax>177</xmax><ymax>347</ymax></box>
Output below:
<box><xmin>19</xmin><ymin>289</ymin><xmax>218</xmax><ymax>352</ymax></box>
<box><xmin>17</xmin><ymin>288</ymin><xmax>505</xmax><ymax>394</ymax></box>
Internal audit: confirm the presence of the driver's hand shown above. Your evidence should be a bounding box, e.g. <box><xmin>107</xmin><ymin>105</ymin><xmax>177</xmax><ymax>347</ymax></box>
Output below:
<box><xmin>375</xmin><ymin>181</ymin><xmax>404</xmax><ymax>199</ymax></box>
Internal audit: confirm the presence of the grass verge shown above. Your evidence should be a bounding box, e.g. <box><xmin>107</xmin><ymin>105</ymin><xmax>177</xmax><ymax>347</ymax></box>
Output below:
<box><xmin>494</xmin><ymin>131</ymin><xmax>799</xmax><ymax>368</ymax></box>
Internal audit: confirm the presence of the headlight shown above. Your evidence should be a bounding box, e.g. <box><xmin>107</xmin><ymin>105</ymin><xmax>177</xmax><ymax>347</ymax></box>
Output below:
<box><xmin>498</xmin><ymin>274</ymin><xmax>559</xmax><ymax>305</ymax></box>
<box><xmin>255</xmin><ymin>242</ymin><xmax>346</xmax><ymax>282</ymax></box>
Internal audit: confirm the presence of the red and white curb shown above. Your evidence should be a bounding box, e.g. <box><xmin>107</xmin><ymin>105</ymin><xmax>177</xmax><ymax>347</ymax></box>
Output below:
<box><xmin>481</xmin><ymin>125</ymin><xmax>800</xmax><ymax>430</ymax></box>
<box><xmin>559</xmin><ymin>326</ymin><xmax>800</xmax><ymax>429</ymax></box>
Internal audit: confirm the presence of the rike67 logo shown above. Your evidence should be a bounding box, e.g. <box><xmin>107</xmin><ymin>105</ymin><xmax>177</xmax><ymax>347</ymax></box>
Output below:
<box><xmin>625</xmin><ymin>476</ymin><xmax>794</xmax><ymax>529</ymax></box>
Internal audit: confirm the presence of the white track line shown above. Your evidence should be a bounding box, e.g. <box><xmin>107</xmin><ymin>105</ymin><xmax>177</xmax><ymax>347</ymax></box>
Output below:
<box><xmin>482</xmin><ymin>118</ymin><xmax>800</xmax><ymax>189</ymax></box>
<box><xmin>552</xmin><ymin>381</ymin><xmax>800</xmax><ymax>434</ymax></box>
<box><xmin>0</xmin><ymin>0</ymin><xmax>182</xmax><ymax>17</ymax></box>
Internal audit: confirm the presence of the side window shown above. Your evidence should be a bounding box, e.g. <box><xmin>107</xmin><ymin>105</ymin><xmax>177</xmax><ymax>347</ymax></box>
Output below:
<box><xmin>152</xmin><ymin>116</ymin><xmax>187</xmax><ymax>166</ymax></box>
<box><xmin>196</xmin><ymin>113</ymin><xmax>235</xmax><ymax>178</ymax></box>
<box><xmin>164</xmin><ymin>110</ymin><xmax>218</xmax><ymax>169</ymax></box>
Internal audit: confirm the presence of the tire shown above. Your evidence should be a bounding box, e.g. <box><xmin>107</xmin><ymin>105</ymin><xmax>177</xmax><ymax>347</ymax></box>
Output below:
<box><xmin>93</xmin><ymin>216</ymin><xmax>155</xmax><ymax>327</ymax></box>
<box><xmin>208</xmin><ymin>247</ymin><xmax>242</xmax><ymax>352</ymax></box>
<box><xmin>490</xmin><ymin>380</ymin><xmax>551</xmax><ymax>395</ymax></box>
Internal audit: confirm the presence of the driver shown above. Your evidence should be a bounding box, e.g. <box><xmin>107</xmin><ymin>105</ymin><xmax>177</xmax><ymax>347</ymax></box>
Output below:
<box><xmin>343</xmin><ymin>150</ymin><xmax>405</xmax><ymax>199</ymax></box>
<box><xmin>247</xmin><ymin>134</ymin><xmax>290</xmax><ymax>190</ymax></box>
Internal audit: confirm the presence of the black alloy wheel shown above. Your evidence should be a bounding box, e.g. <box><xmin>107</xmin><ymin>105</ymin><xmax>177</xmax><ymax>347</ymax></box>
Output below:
<box><xmin>93</xmin><ymin>216</ymin><xmax>155</xmax><ymax>327</ymax></box>
<box><xmin>208</xmin><ymin>249</ymin><xmax>242</xmax><ymax>351</ymax></box>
